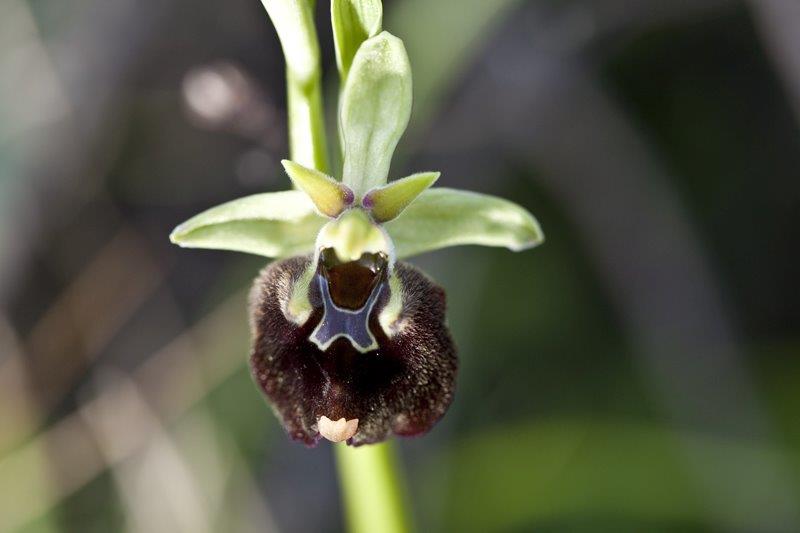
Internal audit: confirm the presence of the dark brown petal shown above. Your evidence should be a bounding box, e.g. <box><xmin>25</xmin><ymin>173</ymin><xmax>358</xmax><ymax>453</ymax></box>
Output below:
<box><xmin>249</xmin><ymin>255</ymin><xmax>457</xmax><ymax>446</ymax></box>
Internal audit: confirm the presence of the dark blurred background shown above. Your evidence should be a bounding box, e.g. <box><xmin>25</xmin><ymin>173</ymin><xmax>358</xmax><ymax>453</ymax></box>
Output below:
<box><xmin>1</xmin><ymin>0</ymin><xmax>799</xmax><ymax>532</ymax></box>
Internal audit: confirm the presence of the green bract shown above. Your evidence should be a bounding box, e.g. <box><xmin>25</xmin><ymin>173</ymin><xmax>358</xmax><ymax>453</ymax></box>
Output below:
<box><xmin>331</xmin><ymin>0</ymin><xmax>383</xmax><ymax>81</ymax></box>
<box><xmin>171</xmin><ymin>1</ymin><xmax>543</xmax><ymax>263</ymax></box>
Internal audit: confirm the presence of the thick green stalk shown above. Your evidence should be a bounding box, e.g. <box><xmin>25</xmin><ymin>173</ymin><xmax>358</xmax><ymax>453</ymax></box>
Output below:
<box><xmin>335</xmin><ymin>441</ymin><xmax>412</xmax><ymax>533</ymax></box>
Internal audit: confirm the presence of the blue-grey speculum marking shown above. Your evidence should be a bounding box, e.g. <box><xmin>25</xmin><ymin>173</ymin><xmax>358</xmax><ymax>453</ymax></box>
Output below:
<box><xmin>310</xmin><ymin>273</ymin><xmax>383</xmax><ymax>352</ymax></box>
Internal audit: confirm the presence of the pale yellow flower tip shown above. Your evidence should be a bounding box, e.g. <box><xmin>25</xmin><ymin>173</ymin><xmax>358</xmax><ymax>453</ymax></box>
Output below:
<box><xmin>318</xmin><ymin>415</ymin><xmax>359</xmax><ymax>442</ymax></box>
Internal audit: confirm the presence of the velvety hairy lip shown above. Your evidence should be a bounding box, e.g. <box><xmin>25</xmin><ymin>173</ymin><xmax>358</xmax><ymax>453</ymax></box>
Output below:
<box><xmin>249</xmin><ymin>255</ymin><xmax>457</xmax><ymax>446</ymax></box>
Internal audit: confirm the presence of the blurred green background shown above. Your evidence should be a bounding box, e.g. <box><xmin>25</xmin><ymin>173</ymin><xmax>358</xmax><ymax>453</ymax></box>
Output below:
<box><xmin>1</xmin><ymin>0</ymin><xmax>799</xmax><ymax>532</ymax></box>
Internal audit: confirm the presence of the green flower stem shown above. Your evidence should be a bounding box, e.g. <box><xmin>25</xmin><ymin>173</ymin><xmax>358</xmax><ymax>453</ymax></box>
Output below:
<box><xmin>335</xmin><ymin>441</ymin><xmax>412</xmax><ymax>533</ymax></box>
<box><xmin>261</xmin><ymin>0</ymin><xmax>329</xmax><ymax>172</ymax></box>
<box><xmin>287</xmin><ymin>70</ymin><xmax>329</xmax><ymax>172</ymax></box>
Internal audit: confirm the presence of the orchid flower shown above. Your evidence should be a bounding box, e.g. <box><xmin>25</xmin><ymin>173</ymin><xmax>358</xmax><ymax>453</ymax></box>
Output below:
<box><xmin>170</xmin><ymin>1</ymin><xmax>542</xmax><ymax>446</ymax></box>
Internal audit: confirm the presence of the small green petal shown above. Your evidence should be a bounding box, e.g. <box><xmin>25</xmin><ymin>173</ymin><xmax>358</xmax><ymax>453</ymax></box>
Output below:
<box><xmin>363</xmin><ymin>171</ymin><xmax>439</xmax><ymax>222</ymax></box>
<box><xmin>340</xmin><ymin>31</ymin><xmax>412</xmax><ymax>196</ymax></box>
<box><xmin>384</xmin><ymin>188</ymin><xmax>544</xmax><ymax>258</ymax></box>
<box><xmin>170</xmin><ymin>191</ymin><xmax>327</xmax><ymax>257</ymax></box>
<box><xmin>282</xmin><ymin>159</ymin><xmax>354</xmax><ymax>218</ymax></box>
<box><xmin>331</xmin><ymin>0</ymin><xmax>383</xmax><ymax>81</ymax></box>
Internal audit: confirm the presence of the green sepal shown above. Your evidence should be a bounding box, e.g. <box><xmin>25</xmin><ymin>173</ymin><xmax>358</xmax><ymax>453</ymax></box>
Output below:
<box><xmin>340</xmin><ymin>31</ymin><xmax>412</xmax><ymax>196</ymax></box>
<box><xmin>363</xmin><ymin>171</ymin><xmax>439</xmax><ymax>222</ymax></box>
<box><xmin>384</xmin><ymin>188</ymin><xmax>544</xmax><ymax>258</ymax></box>
<box><xmin>170</xmin><ymin>191</ymin><xmax>327</xmax><ymax>257</ymax></box>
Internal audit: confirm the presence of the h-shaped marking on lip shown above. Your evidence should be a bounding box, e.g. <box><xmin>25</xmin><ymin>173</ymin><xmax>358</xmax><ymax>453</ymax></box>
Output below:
<box><xmin>310</xmin><ymin>273</ymin><xmax>383</xmax><ymax>352</ymax></box>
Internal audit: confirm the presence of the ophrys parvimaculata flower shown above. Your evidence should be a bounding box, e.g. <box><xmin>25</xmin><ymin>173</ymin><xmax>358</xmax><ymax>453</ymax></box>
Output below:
<box><xmin>171</xmin><ymin>31</ymin><xmax>543</xmax><ymax>446</ymax></box>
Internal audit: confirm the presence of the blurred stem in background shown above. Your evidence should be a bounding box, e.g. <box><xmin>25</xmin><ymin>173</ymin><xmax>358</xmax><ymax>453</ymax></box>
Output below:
<box><xmin>262</xmin><ymin>1</ymin><xmax>410</xmax><ymax>531</ymax></box>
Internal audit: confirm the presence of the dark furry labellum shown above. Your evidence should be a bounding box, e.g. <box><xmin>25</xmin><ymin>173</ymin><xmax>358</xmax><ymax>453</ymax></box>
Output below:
<box><xmin>249</xmin><ymin>253</ymin><xmax>457</xmax><ymax>446</ymax></box>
